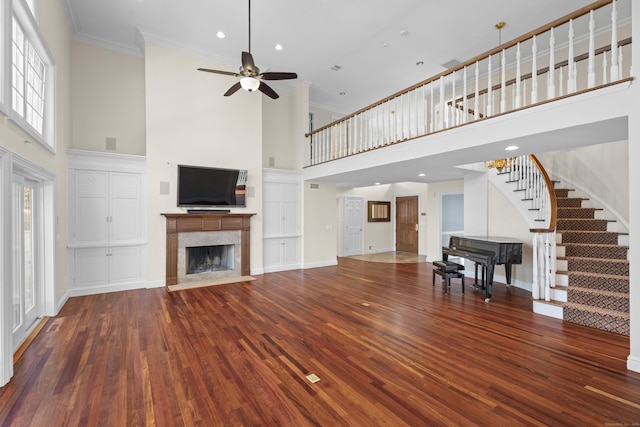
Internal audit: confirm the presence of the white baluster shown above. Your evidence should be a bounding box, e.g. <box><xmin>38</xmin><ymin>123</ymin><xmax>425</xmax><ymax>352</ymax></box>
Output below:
<box><xmin>532</xmin><ymin>234</ymin><xmax>540</xmax><ymax>299</ymax></box>
<box><xmin>451</xmin><ymin>70</ymin><xmax>456</xmax><ymax>127</ymax></box>
<box><xmin>474</xmin><ymin>61</ymin><xmax>480</xmax><ymax>120</ymax></box>
<box><xmin>500</xmin><ymin>50</ymin><xmax>506</xmax><ymax>113</ymax></box>
<box><xmin>547</xmin><ymin>27</ymin><xmax>556</xmax><ymax>100</ymax></box>
<box><xmin>567</xmin><ymin>19</ymin><xmax>576</xmax><ymax>93</ymax></box>
<box><xmin>487</xmin><ymin>55</ymin><xmax>493</xmax><ymax>116</ymax></box>
<box><xmin>515</xmin><ymin>43</ymin><xmax>522</xmax><ymax>108</ymax></box>
<box><xmin>522</xmin><ymin>79</ymin><xmax>527</xmax><ymax>107</ymax></box>
<box><xmin>438</xmin><ymin>76</ymin><xmax>445</xmax><ymax>130</ymax></box>
<box><xmin>619</xmin><ymin>48</ymin><xmax>624</xmax><ymax>80</ymax></box>
<box><xmin>610</xmin><ymin>0</ymin><xmax>619</xmax><ymax>82</ymax></box>
<box><xmin>603</xmin><ymin>52</ymin><xmax>608</xmax><ymax>85</ymax></box>
<box><xmin>462</xmin><ymin>66</ymin><xmax>468</xmax><ymax>124</ymax></box>
<box><xmin>588</xmin><ymin>10</ymin><xmax>596</xmax><ymax>88</ymax></box>
<box><xmin>430</xmin><ymin>83</ymin><xmax>435</xmax><ymax>133</ymax></box>
<box><xmin>559</xmin><ymin>67</ymin><xmax>564</xmax><ymax>96</ymax></box>
<box><xmin>531</xmin><ymin>35</ymin><xmax>538</xmax><ymax>104</ymax></box>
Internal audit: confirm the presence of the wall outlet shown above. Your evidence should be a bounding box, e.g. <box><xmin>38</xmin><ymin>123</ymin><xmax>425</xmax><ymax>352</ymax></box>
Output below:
<box><xmin>106</xmin><ymin>137</ymin><xmax>116</xmax><ymax>151</ymax></box>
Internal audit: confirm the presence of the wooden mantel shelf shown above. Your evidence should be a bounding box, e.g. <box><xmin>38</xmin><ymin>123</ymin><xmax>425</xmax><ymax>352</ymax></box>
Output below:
<box><xmin>161</xmin><ymin>213</ymin><xmax>256</xmax><ymax>287</ymax></box>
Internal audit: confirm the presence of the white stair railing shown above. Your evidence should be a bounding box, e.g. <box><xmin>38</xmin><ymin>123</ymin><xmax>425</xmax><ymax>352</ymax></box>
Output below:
<box><xmin>305</xmin><ymin>0</ymin><xmax>631</xmax><ymax>166</ymax></box>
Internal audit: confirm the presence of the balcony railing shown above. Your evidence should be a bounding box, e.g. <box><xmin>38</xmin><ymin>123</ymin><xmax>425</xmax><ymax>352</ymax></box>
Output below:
<box><xmin>305</xmin><ymin>0</ymin><xmax>632</xmax><ymax>167</ymax></box>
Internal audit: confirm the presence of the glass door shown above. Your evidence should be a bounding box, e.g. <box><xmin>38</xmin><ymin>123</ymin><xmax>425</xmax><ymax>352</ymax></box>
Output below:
<box><xmin>12</xmin><ymin>175</ymin><xmax>41</xmax><ymax>350</ymax></box>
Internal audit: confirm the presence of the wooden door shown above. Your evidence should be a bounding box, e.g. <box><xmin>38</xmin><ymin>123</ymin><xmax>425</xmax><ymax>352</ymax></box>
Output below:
<box><xmin>395</xmin><ymin>196</ymin><xmax>419</xmax><ymax>253</ymax></box>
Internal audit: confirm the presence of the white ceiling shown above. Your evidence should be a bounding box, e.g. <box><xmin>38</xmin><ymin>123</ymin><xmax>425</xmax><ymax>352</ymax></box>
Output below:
<box><xmin>62</xmin><ymin>0</ymin><xmax>596</xmax><ymax>114</ymax></box>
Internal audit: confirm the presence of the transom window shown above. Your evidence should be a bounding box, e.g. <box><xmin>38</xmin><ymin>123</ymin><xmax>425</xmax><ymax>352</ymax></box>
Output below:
<box><xmin>2</xmin><ymin>0</ymin><xmax>56</xmax><ymax>153</ymax></box>
<box><xmin>12</xmin><ymin>17</ymin><xmax>45</xmax><ymax>135</ymax></box>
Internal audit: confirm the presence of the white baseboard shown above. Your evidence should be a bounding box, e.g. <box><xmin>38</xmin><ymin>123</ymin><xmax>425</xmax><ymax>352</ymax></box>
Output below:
<box><xmin>68</xmin><ymin>281</ymin><xmax>154</xmax><ymax>297</ymax></box>
<box><xmin>303</xmin><ymin>259</ymin><xmax>338</xmax><ymax>269</ymax></box>
<box><xmin>54</xmin><ymin>291</ymin><xmax>70</xmax><ymax>316</ymax></box>
<box><xmin>627</xmin><ymin>355</ymin><xmax>640</xmax><ymax>373</ymax></box>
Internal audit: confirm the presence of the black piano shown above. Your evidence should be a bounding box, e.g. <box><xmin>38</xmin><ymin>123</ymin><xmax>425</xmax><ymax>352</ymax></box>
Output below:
<box><xmin>442</xmin><ymin>236</ymin><xmax>523</xmax><ymax>302</ymax></box>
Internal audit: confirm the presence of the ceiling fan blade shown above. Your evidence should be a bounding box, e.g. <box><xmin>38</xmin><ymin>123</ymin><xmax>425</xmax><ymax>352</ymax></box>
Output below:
<box><xmin>197</xmin><ymin>68</ymin><xmax>238</xmax><ymax>77</ymax></box>
<box><xmin>224</xmin><ymin>82</ymin><xmax>242</xmax><ymax>97</ymax></box>
<box><xmin>260</xmin><ymin>72</ymin><xmax>298</xmax><ymax>81</ymax></box>
<box><xmin>258</xmin><ymin>81</ymin><xmax>279</xmax><ymax>99</ymax></box>
<box><xmin>242</xmin><ymin>51</ymin><xmax>257</xmax><ymax>74</ymax></box>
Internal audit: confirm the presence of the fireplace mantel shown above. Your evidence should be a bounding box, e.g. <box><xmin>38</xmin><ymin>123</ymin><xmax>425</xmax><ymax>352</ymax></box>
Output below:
<box><xmin>162</xmin><ymin>213</ymin><xmax>255</xmax><ymax>287</ymax></box>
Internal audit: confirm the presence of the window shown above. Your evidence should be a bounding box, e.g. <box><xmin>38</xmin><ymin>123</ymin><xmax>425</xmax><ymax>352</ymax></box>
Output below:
<box><xmin>6</xmin><ymin>0</ymin><xmax>56</xmax><ymax>152</ymax></box>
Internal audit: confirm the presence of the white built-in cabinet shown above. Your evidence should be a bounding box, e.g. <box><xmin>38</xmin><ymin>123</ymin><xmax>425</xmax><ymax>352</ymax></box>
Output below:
<box><xmin>263</xmin><ymin>169</ymin><xmax>301</xmax><ymax>272</ymax></box>
<box><xmin>67</xmin><ymin>149</ymin><xmax>146</xmax><ymax>295</ymax></box>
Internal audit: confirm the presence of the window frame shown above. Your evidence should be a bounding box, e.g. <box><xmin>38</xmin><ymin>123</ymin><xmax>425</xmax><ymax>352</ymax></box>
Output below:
<box><xmin>4</xmin><ymin>0</ymin><xmax>56</xmax><ymax>153</ymax></box>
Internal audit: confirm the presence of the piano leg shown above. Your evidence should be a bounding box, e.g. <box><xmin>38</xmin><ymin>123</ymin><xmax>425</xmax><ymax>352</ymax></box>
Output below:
<box><xmin>505</xmin><ymin>263</ymin><xmax>513</xmax><ymax>286</ymax></box>
<box><xmin>485</xmin><ymin>264</ymin><xmax>495</xmax><ymax>302</ymax></box>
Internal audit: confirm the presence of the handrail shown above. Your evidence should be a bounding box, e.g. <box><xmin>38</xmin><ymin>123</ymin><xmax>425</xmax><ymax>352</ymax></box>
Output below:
<box><xmin>306</xmin><ymin>0</ymin><xmax>615</xmax><ymax>137</ymax></box>
<box><xmin>528</xmin><ymin>155</ymin><xmax>557</xmax><ymax>233</ymax></box>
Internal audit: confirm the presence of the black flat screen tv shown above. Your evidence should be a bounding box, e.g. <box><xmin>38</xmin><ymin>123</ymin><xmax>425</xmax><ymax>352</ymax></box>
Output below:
<box><xmin>177</xmin><ymin>165</ymin><xmax>247</xmax><ymax>208</ymax></box>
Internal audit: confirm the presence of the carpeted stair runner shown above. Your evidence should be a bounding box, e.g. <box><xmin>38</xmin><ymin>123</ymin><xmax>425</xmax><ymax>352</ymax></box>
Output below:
<box><xmin>555</xmin><ymin>188</ymin><xmax>630</xmax><ymax>335</ymax></box>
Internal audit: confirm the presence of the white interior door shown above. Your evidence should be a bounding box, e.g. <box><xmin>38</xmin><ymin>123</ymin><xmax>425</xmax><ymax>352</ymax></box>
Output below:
<box><xmin>343</xmin><ymin>197</ymin><xmax>364</xmax><ymax>256</ymax></box>
<box><xmin>11</xmin><ymin>175</ymin><xmax>42</xmax><ymax>350</ymax></box>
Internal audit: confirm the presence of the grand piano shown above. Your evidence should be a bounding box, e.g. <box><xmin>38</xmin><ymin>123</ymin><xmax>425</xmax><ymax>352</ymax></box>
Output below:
<box><xmin>442</xmin><ymin>236</ymin><xmax>523</xmax><ymax>302</ymax></box>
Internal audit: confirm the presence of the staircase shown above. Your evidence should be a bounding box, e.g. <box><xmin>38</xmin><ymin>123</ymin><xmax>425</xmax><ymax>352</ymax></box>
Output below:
<box><xmin>554</xmin><ymin>187</ymin><xmax>630</xmax><ymax>335</ymax></box>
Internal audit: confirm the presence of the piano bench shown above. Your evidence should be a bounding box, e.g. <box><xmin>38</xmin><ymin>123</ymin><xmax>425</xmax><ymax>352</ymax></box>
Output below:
<box><xmin>432</xmin><ymin>261</ymin><xmax>465</xmax><ymax>294</ymax></box>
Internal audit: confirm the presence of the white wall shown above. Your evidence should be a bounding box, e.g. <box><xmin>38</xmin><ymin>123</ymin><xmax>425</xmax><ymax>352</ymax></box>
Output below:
<box><xmin>70</xmin><ymin>41</ymin><xmax>146</xmax><ymax>155</ymax></box>
<box><xmin>303</xmin><ymin>181</ymin><xmax>337</xmax><ymax>267</ymax></box>
<box><xmin>538</xmin><ymin>141</ymin><xmax>629</xmax><ymax>229</ymax></box>
<box><xmin>425</xmin><ymin>180</ymin><xmax>464</xmax><ymax>260</ymax></box>
<box><xmin>143</xmin><ymin>42</ymin><xmax>264</xmax><ymax>283</ymax></box>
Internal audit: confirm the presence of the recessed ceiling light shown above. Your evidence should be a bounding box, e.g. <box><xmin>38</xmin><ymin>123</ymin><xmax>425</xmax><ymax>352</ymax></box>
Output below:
<box><xmin>274</xmin><ymin>44</ymin><xmax>283</xmax><ymax>51</ymax></box>
<box><xmin>375</xmin><ymin>182</ymin><xmax>381</xmax><ymax>185</ymax></box>
<box><xmin>216</xmin><ymin>31</ymin><xmax>226</xmax><ymax>39</ymax></box>
<box><xmin>418</xmin><ymin>173</ymin><xmax>426</xmax><ymax>177</ymax></box>
<box><xmin>331</xmin><ymin>65</ymin><xmax>342</xmax><ymax>71</ymax></box>
<box><xmin>339</xmin><ymin>92</ymin><xmax>346</xmax><ymax>96</ymax></box>
<box><xmin>400</xmin><ymin>29</ymin><xmax>409</xmax><ymax>36</ymax></box>
<box><xmin>381</xmin><ymin>42</ymin><xmax>389</xmax><ymax>48</ymax></box>
<box><xmin>416</xmin><ymin>61</ymin><xmax>424</xmax><ymax>66</ymax></box>
<box><xmin>505</xmin><ymin>145</ymin><xmax>519</xmax><ymax>151</ymax></box>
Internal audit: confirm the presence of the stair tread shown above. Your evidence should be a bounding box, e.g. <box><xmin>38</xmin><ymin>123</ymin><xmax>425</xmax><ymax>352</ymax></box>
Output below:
<box><xmin>534</xmin><ymin>299</ymin><xmax>564</xmax><ymax>307</ymax></box>
<box><xmin>557</xmin><ymin>242</ymin><xmax>627</xmax><ymax>248</ymax></box>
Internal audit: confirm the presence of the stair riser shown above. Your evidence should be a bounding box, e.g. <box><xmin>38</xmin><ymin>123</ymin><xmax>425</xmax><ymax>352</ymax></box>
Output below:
<box><xmin>556</xmin><ymin>220</ymin><xmax>608</xmax><ymax>231</ymax></box>
<box><xmin>567</xmin><ymin>291</ymin><xmax>629</xmax><ymax>312</ymax></box>
<box><xmin>563</xmin><ymin>246</ymin><xmax>628</xmax><ymax>260</ymax></box>
<box><xmin>558</xmin><ymin>232</ymin><xmax>619</xmax><ymax>245</ymax></box>
<box><xmin>568</xmin><ymin>273</ymin><xmax>629</xmax><ymax>293</ymax></box>
<box><xmin>567</xmin><ymin>259</ymin><xmax>629</xmax><ymax>276</ymax></box>
<box><xmin>557</xmin><ymin>208</ymin><xmax>598</xmax><ymax>219</ymax></box>
<box><xmin>563</xmin><ymin>307</ymin><xmax>629</xmax><ymax>335</ymax></box>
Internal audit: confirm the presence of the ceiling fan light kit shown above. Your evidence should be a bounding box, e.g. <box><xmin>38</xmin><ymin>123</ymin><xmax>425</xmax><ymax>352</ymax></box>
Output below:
<box><xmin>197</xmin><ymin>0</ymin><xmax>297</xmax><ymax>99</ymax></box>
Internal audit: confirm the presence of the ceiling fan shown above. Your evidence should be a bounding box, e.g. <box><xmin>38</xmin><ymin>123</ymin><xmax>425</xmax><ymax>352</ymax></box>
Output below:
<box><xmin>197</xmin><ymin>0</ymin><xmax>297</xmax><ymax>99</ymax></box>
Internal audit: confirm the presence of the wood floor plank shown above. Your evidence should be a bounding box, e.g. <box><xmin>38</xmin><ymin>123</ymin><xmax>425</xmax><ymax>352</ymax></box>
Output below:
<box><xmin>1</xmin><ymin>257</ymin><xmax>639</xmax><ymax>426</ymax></box>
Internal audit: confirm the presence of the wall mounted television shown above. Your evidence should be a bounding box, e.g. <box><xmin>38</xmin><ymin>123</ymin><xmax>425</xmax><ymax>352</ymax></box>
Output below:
<box><xmin>177</xmin><ymin>165</ymin><xmax>247</xmax><ymax>208</ymax></box>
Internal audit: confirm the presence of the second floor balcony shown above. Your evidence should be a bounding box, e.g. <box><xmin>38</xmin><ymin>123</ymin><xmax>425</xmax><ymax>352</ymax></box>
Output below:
<box><xmin>303</xmin><ymin>0</ymin><xmax>633</xmax><ymax>189</ymax></box>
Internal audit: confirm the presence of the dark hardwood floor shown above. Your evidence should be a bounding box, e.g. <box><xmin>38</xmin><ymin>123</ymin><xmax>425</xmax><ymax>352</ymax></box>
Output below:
<box><xmin>1</xmin><ymin>258</ymin><xmax>639</xmax><ymax>426</ymax></box>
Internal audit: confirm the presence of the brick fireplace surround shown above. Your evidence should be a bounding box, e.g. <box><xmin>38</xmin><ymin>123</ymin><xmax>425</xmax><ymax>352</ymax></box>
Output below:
<box><xmin>161</xmin><ymin>213</ymin><xmax>255</xmax><ymax>290</ymax></box>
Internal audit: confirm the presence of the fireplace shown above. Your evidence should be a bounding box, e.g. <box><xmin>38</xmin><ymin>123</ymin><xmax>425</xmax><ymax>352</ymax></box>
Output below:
<box><xmin>187</xmin><ymin>244</ymin><xmax>235</xmax><ymax>274</ymax></box>
<box><xmin>162</xmin><ymin>213</ymin><xmax>254</xmax><ymax>290</ymax></box>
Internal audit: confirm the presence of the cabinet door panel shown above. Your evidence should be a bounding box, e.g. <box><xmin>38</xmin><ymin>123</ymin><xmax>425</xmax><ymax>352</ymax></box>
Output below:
<box><xmin>282</xmin><ymin>183</ymin><xmax>299</xmax><ymax>235</ymax></box>
<box><xmin>282</xmin><ymin>238</ymin><xmax>300</xmax><ymax>266</ymax></box>
<box><xmin>75</xmin><ymin>171</ymin><xmax>109</xmax><ymax>243</ymax></box>
<box><xmin>74</xmin><ymin>248</ymin><xmax>109</xmax><ymax>288</ymax></box>
<box><xmin>263</xmin><ymin>239</ymin><xmax>283</xmax><ymax>267</ymax></box>
<box><xmin>110</xmin><ymin>173</ymin><xmax>142</xmax><ymax>242</ymax></box>
<box><xmin>109</xmin><ymin>247</ymin><xmax>142</xmax><ymax>284</ymax></box>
